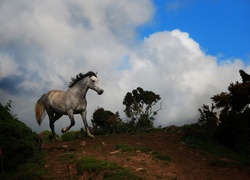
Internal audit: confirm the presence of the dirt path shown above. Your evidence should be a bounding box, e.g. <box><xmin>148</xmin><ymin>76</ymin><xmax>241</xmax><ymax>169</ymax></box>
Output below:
<box><xmin>43</xmin><ymin>131</ymin><xmax>250</xmax><ymax>180</ymax></box>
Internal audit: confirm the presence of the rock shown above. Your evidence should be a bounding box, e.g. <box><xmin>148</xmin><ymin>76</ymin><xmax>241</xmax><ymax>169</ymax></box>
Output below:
<box><xmin>61</xmin><ymin>145</ymin><xmax>68</xmax><ymax>148</ymax></box>
<box><xmin>110</xmin><ymin>150</ymin><xmax>121</xmax><ymax>154</ymax></box>
<box><xmin>135</xmin><ymin>168</ymin><xmax>144</xmax><ymax>172</ymax></box>
<box><xmin>81</xmin><ymin>141</ymin><xmax>86</xmax><ymax>146</ymax></box>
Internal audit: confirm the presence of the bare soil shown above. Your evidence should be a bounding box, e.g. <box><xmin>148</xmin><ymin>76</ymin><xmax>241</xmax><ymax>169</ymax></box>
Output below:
<box><xmin>43</xmin><ymin>130</ymin><xmax>250</xmax><ymax>180</ymax></box>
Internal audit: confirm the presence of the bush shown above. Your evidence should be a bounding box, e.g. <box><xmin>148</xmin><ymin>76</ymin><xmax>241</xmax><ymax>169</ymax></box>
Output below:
<box><xmin>182</xmin><ymin>123</ymin><xmax>216</xmax><ymax>142</ymax></box>
<box><xmin>0</xmin><ymin>102</ymin><xmax>43</xmax><ymax>173</ymax></box>
<box><xmin>39</xmin><ymin>130</ymin><xmax>55</xmax><ymax>142</ymax></box>
<box><xmin>92</xmin><ymin>107</ymin><xmax>121</xmax><ymax>135</ymax></box>
<box><xmin>61</xmin><ymin>130</ymin><xmax>83</xmax><ymax>141</ymax></box>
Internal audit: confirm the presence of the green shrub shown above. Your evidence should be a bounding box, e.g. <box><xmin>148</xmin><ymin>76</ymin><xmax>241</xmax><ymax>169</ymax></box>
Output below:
<box><xmin>8</xmin><ymin>162</ymin><xmax>46</xmax><ymax>179</ymax></box>
<box><xmin>0</xmin><ymin>102</ymin><xmax>43</xmax><ymax>173</ymax></box>
<box><xmin>39</xmin><ymin>130</ymin><xmax>55</xmax><ymax>142</ymax></box>
<box><xmin>61</xmin><ymin>130</ymin><xmax>83</xmax><ymax>141</ymax></box>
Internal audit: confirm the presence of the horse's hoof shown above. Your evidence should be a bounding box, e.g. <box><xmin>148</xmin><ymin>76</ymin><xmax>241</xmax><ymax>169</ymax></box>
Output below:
<box><xmin>89</xmin><ymin>134</ymin><xmax>95</xmax><ymax>139</ymax></box>
<box><xmin>61</xmin><ymin>128</ymin><xmax>67</xmax><ymax>133</ymax></box>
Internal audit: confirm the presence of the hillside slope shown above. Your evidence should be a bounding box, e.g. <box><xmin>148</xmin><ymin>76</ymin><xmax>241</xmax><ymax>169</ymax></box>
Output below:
<box><xmin>43</xmin><ymin>131</ymin><xmax>250</xmax><ymax>179</ymax></box>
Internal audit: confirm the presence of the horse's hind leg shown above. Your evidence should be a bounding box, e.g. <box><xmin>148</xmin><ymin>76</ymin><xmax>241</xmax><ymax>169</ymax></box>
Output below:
<box><xmin>48</xmin><ymin>113</ymin><xmax>62</xmax><ymax>140</ymax></box>
<box><xmin>48</xmin><ymin>116</ymin><xmax>56</xmax><ymax>140</ymax></box>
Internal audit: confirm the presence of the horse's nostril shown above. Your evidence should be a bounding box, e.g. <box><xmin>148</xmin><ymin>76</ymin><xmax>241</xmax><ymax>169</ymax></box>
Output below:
<box><xmin>98</xmin><ymin>89</ymin><xmax>104</xmax><ymax>95</ymax></box>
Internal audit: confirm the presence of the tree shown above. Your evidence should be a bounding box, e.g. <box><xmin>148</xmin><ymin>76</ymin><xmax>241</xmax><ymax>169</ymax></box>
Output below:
<box><xmin>198</xmin><ymin>70</ymin><xmax>250</xmax><ymax>147</ymax></box>
<box><xmin>123</xmin><ymin>87</ymin><xmax>161</xmax><ymax>129</ymax></box>
<box><xmin>198</xmin><ymin>104</ymin><xmax>219</xmax><ymax>128</ymax></box>
<box><xmin>91</xmin><ymin>107</ymin><xmax>121</xmax><ymax>134</ymax></box>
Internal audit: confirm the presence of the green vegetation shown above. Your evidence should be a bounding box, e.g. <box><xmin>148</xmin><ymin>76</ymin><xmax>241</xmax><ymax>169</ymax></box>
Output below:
<box><xmin>123</xmin><ymin>87</ymin><xmax>161</xmax><ymax>130</ymax></box>
<box><xmin>61</xmin><ymin>130</ymin><xmax>83</xmax><ymax>141</ymax></box>
<box><xmin>151</xmin><ymin>151</ymin><xmax>171</xmax><ymax>161</ymax></box>
<box><xmin>183</xmin><ymin>70</ymin><xmax>250</xmax><ymax>166</ymax></box>
<box><xmin>10</xmin><ymin>162</ymin><xmax>46</xmax><ymax>179</ymax></box>
<box><xmin>183</xmin><ymin>124</ymin><xmax>250</xmax><ymax>166</ymax></box>
<box><xmin>92</xmin><ymin>107</ymin><xmax>122</xmax><ymax>135</ymax></box>
<box><xmin>91</xmin><ymin>87</ymin><xmax>162</xmax><ymax>135</ymax></box>
<box><xmin>115</xmin><ymin>144</ymin><xmax>171</xmax><ymax>162</ymax></box>
<box><xmin>116</xmin><ymin>144</ymin><xmax>151</xmax><ymax>153</ymax></box>
<box><xmin>0</xmin><ymin>101</ymin><xmax>45</xmax><ymax>179</ymax></box>
<box><xmin>76</xmin><ymin>157</ymin><xmax>141</xmax><ymax>179</ymax></box>
<box><xmin>59</xmin><ymin>152</ymin><xmax>77</xmax><ymax>161</ymax></box>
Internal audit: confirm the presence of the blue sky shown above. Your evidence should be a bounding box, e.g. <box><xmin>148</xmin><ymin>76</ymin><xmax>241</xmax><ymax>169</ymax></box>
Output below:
<box><xmin>0</xmin><ymin>0</ymin><xmax>250</xmax><ymax>132</ymax></box>
<box><xmin>140</xmin><ymin>0</ymin><xmax>250</xmax><ymax>64</ymax></box>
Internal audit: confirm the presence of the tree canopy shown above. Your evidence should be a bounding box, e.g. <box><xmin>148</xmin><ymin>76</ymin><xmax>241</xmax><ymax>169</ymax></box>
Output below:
<box><xmin>123</xmin><ymin>87</ymin><xmax>161</xmax><ymax>129</ymax></box>
<box><xmin>91</xmin><ymin>107</ymin><xmax>121</xmax><ymax>134</ymax></box>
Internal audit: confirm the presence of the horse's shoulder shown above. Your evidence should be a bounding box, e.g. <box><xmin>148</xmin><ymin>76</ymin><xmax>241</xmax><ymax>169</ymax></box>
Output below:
<box><xmin>47</xmin><ymin>90</ymin><xmax>65</xmax><ymax>97</ymax></box>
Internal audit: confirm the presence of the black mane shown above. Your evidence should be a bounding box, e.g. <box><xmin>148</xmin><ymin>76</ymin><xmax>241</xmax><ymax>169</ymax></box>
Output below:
<box><xmin>68</xmin><ymin>71</ymin><xmax>97</xmax><ymax>88</ymax></box>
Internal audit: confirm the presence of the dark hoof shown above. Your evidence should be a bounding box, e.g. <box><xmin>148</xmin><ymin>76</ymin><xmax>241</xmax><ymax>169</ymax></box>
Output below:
<box><xmin>49</xmin><ymin>134</ymin><xmax>53</xmax><ymax>140</ymax></box>
<box><xmin>49</xmin><ymin>134</ymin><xmax>58</xmax><ymax>141</ymax></box>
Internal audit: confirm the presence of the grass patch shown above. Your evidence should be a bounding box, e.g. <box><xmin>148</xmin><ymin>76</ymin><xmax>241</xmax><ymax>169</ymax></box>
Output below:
<box><xmin>59</xmin><ymin>152</ymin><xmax>77</xmax><ymax>161</ymax></box>
<box><xmin>76</xmin><ymin>157</ymin><xmax>141</xmax><ymax>179</ymax></box>
<box><xmin>116</xmin><ymin>144</ymin><xmax>171</xmax><ymax>162</ymax></box>
<box><xmin>115</xmin><ymin>144</ymin><xmax>151</xmax><ymax>153</ymax></box>
<box><xmin>76</xmin><ymin>157</ymin><xmax>117</xmax><ymax>173</ymax></box>
<box><xmin>116</xmin><ymin>144</ymin><xmax>135</xmax><ymax>152</ymax></box>
<box><xmin>152</xmin><ymin>151</ymin><xmax>171</xmax><ymax>161</ymax></box>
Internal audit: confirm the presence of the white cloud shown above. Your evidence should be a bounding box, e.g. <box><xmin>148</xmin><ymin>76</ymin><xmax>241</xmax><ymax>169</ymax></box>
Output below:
<box><xmin>166</xmin><ymin>0</ymin><xmax>195</xmax><ymax>12</ymax></box>
<box><xmin>116</xmin><ymin>30</ymin><xmax>245</xmax><ymax>126</ymax></box>
<box><xmin>0</xmin><ymin>0</ymin><xmax>249</xmax><ymax>133</ymax></box>
<box><xmin>0</xmin><ymin>54</ymin><xmax>19</xmax><ymax>79</ymax></box>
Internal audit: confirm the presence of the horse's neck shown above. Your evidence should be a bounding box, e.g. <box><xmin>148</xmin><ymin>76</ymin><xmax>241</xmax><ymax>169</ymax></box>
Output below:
<box><xmin>67</xmin><ymin>79</ymin><xmax>89</xmax><ymax>97</ymax></box>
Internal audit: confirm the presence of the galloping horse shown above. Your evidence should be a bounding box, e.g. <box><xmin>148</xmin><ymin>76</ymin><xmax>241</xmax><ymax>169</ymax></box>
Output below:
<box><xmin>35</xmin><ymin>71</ymin><xmax>104</xmax><ymax>139</ymax></box>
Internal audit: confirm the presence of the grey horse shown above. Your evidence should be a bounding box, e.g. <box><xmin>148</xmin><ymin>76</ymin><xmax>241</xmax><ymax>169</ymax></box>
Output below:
<box><xmin>35</xmin><ymin>71</ymin><xmax>104</xmax><ymax>139</ymax></box>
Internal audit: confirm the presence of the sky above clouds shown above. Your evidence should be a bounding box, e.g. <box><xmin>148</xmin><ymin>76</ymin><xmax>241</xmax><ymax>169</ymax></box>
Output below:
<box><xmin>0</xmin><ymin>0</ymin><xmax>249</xmax><ymax>133</ymax></box>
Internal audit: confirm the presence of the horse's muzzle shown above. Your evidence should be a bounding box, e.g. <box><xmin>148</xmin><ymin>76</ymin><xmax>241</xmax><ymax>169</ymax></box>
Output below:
<box><xmin>98</xmin><ymin>89</ymin><xmax>104</xmax><ymax>95</ymax></box>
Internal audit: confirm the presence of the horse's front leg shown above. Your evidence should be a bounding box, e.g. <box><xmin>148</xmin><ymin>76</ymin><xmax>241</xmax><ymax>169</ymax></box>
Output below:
<box><xmin>62</xmin><ymin>110</ymin><xmax>75</xmax><ymax>133</ymax></box>
<box><xmin>81</xmin><ymin>110</ymin><xmax>95</xmax><ymax>138</ymax></box>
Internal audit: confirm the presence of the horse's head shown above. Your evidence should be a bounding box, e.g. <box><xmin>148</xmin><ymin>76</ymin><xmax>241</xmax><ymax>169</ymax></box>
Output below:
<box><xmin>88</xmin><ymin>75</ymin><xmax>104</xmax><ymax>95</ymax></box>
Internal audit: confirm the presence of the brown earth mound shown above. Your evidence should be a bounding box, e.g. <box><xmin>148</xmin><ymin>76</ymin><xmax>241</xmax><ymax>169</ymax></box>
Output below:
<box><xmin>43</xmin><ymin>131</ymin><xmax>250</xmax><ymax>180</ymax></box>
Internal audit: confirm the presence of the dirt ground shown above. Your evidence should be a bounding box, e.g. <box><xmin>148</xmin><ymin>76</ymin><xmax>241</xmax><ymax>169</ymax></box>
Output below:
<box><xmin>43</xmin><ymin>130</ymin><xmax>250</xmax><ymax>180</ymax></box>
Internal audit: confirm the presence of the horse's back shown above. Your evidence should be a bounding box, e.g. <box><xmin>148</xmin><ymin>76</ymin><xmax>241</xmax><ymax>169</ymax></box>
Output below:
<box><xmin>46</xmin><ymin>90</ymin><xmax>67</xmax><ymax>112</ymax></box>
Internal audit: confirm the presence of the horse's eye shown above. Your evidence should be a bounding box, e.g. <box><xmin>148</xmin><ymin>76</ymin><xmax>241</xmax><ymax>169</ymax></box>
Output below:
<box><xmin>91</xmin><ymin>80</ymin><xmax>95</xmax><ymax>83</ymax></box>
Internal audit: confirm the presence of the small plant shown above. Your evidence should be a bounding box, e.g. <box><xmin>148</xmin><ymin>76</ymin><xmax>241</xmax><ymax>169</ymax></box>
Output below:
<box><xmin>152</xmin><ymin>151</ymin><xmax>171</xmax><ymax>161</ymax></box>
<box><xmin>116</xmin><ymin>144</ymin><xmax>135</xmax><ymax>152</ymax></box>
<box><xmin>60</xmin><ymin>153</ymin><xmax>77</xmax><ymax>161</ymax></box>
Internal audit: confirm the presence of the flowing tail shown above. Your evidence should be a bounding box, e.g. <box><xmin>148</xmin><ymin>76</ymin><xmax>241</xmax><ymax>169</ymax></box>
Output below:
<box><xmin>35</xmin><ymin>94</ymin><xmax>47</xmax><ymax>125</ymax></box>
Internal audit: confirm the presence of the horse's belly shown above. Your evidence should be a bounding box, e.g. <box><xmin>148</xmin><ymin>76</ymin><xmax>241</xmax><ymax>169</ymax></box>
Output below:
<box><xmin>73</xmin><ymin>107</ymin><xmax>86</xmax><ymax>114</ymax></box>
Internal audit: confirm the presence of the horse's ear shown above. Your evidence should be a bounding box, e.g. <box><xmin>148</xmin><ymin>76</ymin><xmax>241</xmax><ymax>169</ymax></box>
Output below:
<box><xmin>96</xmin><ymin>72</ymin><xmax>98</xmax><ymax>75</ymax></box>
